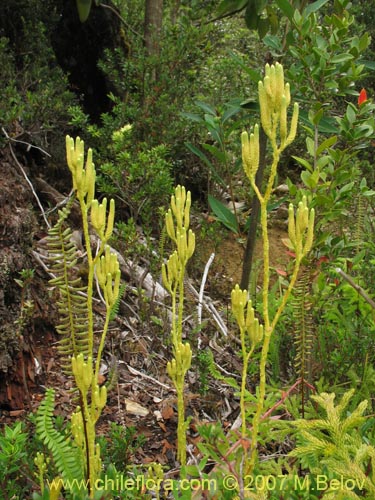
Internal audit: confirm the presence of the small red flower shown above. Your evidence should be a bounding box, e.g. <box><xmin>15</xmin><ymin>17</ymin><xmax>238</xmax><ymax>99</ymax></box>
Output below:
<box><xmin>358</xmin><ymin>88</ymin><xmax>368</xmax><ymax>106</ymax></box>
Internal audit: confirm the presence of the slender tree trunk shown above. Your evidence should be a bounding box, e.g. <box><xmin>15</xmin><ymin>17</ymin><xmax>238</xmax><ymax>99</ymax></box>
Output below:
<box><xmin>144</xmin><ymin>0</ymin><xmax>163</xmax><ymax>78</ymax></box>
<box><xmin>240</xmin><ymin>128</ymin><xmax>267</xmax><ymax>291</ymax></box>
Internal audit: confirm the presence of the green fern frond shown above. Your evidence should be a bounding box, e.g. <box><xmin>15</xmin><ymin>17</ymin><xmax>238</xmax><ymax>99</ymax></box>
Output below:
<box><xmin>158</xmin><ymin>221</ymin><xmax>168</xmax><ymax>260</ymax></box>
<box><xmin>47</xmin><ymin>204</ymin><xmax>89</xmax><ymax>373</ymax></box>
<box><xmin>291</xmin><ymin>263</ymin><xmax>315</xmax><ymax>414</ymax></box>
<box><xmin>36</xmin><ymin>388</ymin><xmax>85</xmax><ymax>489</ymax></box>
<box><xmin>353</xmin><ymin>192</ymin><xmax>366</xmax><ymax>255</ymax></box>
<box><xmin>109</xmin><ymin>283</ymin><xmax>126</xmax><ymax>321</ymax></box>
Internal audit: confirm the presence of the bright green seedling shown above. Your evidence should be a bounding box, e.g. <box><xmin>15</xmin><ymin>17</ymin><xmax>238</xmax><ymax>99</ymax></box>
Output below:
<box><xmin>235</xmin><ymin>63</ymin><xmax>315</xmax><ymax>475</ymax></box>
<box><xmin>162</xmin><ymin>186</ymin><xmax>195</xmax><ymax>468</ymax></box>
<box><xmin>36</xmin><ymin>136</ymin><xmax>121</xmax><ymax>499</ymax></box>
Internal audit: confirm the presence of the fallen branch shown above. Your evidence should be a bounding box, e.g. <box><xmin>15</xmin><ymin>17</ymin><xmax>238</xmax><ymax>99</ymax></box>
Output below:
<box><xmin>3</xmin><ymin>130</ymin><xmax>50</xmax><ymax>228</ymax></box>
<box><xmin>335</xmin><ymin>267</ymin><xmax>375</xmax><ymax>310</ymax></box>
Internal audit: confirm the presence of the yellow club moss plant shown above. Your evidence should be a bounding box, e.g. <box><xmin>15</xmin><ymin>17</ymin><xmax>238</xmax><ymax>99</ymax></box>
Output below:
<box><xmin>35</xmin><ymin>137</ymin><xmax>121</xmax><ymax>498</ymax></box>
<box><xmin>236</xmin><ymin>63</ymin><xmax>315</xmax><ymax>474</ymax></box>
<box><xmin>162</xmin><ymin>185</ymin><xmax>195</xmax><ymax>468</ymax></box>
<box><xmin>66</xmin><ymin>136</ymin><xmax>122</xmax><ymax>497</ymax></box>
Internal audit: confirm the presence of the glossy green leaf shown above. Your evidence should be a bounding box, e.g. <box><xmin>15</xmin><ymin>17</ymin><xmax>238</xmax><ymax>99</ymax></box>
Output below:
<box><xmin>245</xmin><ymin>2</ymin><xmax>260</xmax><ymax>30</ymax></box>
<box><xmin>331</xmin><ymin>53</ymin><xmax>354</xmax><ymax>64</ymax></box>
<box><xmin>299</xmin><ymin>109</ymin><xmax>339</xmax><ymax>134</ymax></box>
<box><xmin>194</xmin><ymin>100</ymin><xmax>217</xmax><ymax>116</ymax></box>
<box><xmin>76</xmin><ymin>0</ymin><xmax>92</xmax><ymax>22</ymax></box>
<box><xmin>185</xmin><ymin>143</ymin><xmax>226</xmax><ymax>186</ymax></box>
<box><xmin>263</xmin><ymin>34</ymin><xmax>283</xmax><ymax>52</ymax></box>
<box><xmin>360</xmin><ymin>60</ymin><xmax>375</xmax><ymax>71</ymax></box>
<box><xmin>180</xmin><ymin>112</ymin><xmax>203</xmax><ymax>124</ymax></box>
<box><xmin>202</xmin><ymin>143</ymin><xmax>226</xmax><ymax>163</ymax></box>
<box><xmin>303</xmin><ymin>0</ymin><xmax>330</xmax><ymax>17</ymax></box>
<box><xmin>293</xmin><ymin>156</ymin><xmax>313</xmax><ymax>172</ymax></box>
<box><xmin>185</xmin><ymin>143</ymin><xmax>213</xmax><ymax>169</ymax></box>
<box><xmin>208</xmin><ymin>195</ymin><xmax>239</xmax><ymax>234</ymax></box>
<box><xmin>258</xmin><ymin>17</ymin><xmax>270</xmax><ymax>39</ymax></box>
<box><xmin>275</xmin><ymin>0</ymin><xmax>295</xmax><ymax>21</ymax></box>
<box><xmin>215</xmin><ymin>0</ymin><xmax>248</xmax><ymax>19</ymax></box>
<box><xmin>222</xmin><ymin>105</ymin><xmax>242</xmax><ymax>123</ymax></box>
<box><xmin>316</xmin><ymin>136</ymin><xmax>337</xmax><ymax>156</ymax></box>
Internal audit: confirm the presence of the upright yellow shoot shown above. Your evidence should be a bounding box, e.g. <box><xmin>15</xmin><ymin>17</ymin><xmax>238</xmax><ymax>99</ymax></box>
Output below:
<box><xmin>238</xmin><ymin>63</ymin><xmax>314</xmax><ymax>473</ymax></box>
<box><xmin>65</xmin><ymin>136</ymin><xmax>120</xmax><ymax>497</ymax></box>
<box><xmin>162</xmin><ymin>186</ymin><xmax>195</xmax><ymax>468</ymax></box>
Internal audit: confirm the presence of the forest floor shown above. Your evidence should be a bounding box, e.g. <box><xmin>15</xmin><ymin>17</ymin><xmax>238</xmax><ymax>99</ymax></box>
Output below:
<box><xmin>0</xmin><ymin>205</ymin><xmax>291</xmax><ymax>476</ymax></box>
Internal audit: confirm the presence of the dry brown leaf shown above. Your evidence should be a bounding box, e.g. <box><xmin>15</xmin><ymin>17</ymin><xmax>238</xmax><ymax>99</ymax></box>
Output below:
<box><xmin>161</xmin><ymin>404</ymin><xmax>174</xmax><ymax>420</ymax></box>
<box><xmin>125</xmin><ymin>399</ymin><xmax>149</xmax><ymax>417</ymax></box>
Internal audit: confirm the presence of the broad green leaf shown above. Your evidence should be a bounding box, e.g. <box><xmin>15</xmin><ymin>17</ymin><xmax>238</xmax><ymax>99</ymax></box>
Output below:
<box><xmin>215</xmin><ymin>0</ymin><xmax>248</xmax><ymax>19</ymax></box>
<box><xmin>263</xmin><ymin>34</ymin><xmax>283</xmax><ymax>52</ymax></box>
<box><xmin>180</xmin><ymin>112</ymin><xmax>203</xmax><ymax>124</ymax></box>
<box><xmin>299</xmin><ymin>109</ymin><xmax>339</xmax><ymax>134</ymax></box>
<box><xmin>76</xmin><ymin>0</ymin><xmax>92</xmax><ymax>22</ymax></box>
<box><xmin>257</xmin><ymin>17</ymin><xmax>270</xmax><ymax>39</ymax></box>
<box><xmin>245</xmin><ymin>2</ymin><xmax>260</xmax><ymax>30</ymax></box>
<box><xmin>202</xmin><ymin>143</ymin><xmax>226</xmax><ymax>163</ymax></box>
<box><xmin>239</xmin><ymin>98</ymin><xmax>260</xmax><ymax>111</ymax></box>
<box><xmin>204</xmin><ymin>113</ymin><xmax>219</xmax><ymax>130</ymax></box>
<box><xmin>185</xmin><ymin>142</ymin><xmax>213</xmax><ymax>169</ymax></box>
<box><xmin>360</xmin><ymin>60</ymin><xmax>375</xmax><ymax>71</ymax></box>
<box><xmin>275</xmin><ymin>0</ymin><xmax>295</xmax><ymax>21</ymax></box>
<box><xmin>222</xmin><ymin>105</ymin><xmax>242</xmax><ymax>124</ymax></box>
<box><xmin>316</xmin><ymin>136</ymin><xmax>337</xmax><ymax>156</ymax></box>
<box><xmin>331</xmin><ymin>53</ymin><xmax>354</xmax><ymax>64</ymax></box>
<box><xmin>185</xmin><ymin>143</ymin><xmax>226</xmax><ymax>186</ymax></box>
<box><xmin>303</xmin><ymin>0</ymin><xmax>330</xmax><ymax>17</ymax></box>
<box><xmin>267</xmin><ymin>5</ymin><xmax>279</xmax><ymax>34</ymax></box>
<box><xmin>306</xmin><ymin>137</ymin><xmax>315</xmax><ymax>157</ymax></box>
<box><xmin>345</xmin><ymin>104</ymin><xmax>356</xmax><ymax>125</ymax></box>
<box><xmin>316</xmin><ymin>155</ymin><xmax>331</xmax><ymax>170</ymax></box>
<box><xmin>359</xmin><ymin>33</ymin><xmax>370</xmax><ymax>52</ymax></box>
<box><xmin>208</xmin><ymin>195</ymin><xmax>239</xmax><ymax>234</ymax></box>
<box><xmin>301</xmin><ymin>170</ymin><xmax>316</xmax><ymax>189</ymax></box>
<box><xmin>292</xmin><ymin>156</ymin><xmax>313</xmax><ymax>172</ymax></box>
<box><xmin>339</xmin><ymin>182</ymin><xmax>354</xmax><ymax>195</ymax></box>
<box><xmin>194</xmin><ymin>100</ymin><xmax>216</xmax><ymax>116</ymax></box>
<box><xmin>309</xmin><ymin>107</ymin><xmax>324</xmax><ymax>126</ymax></box>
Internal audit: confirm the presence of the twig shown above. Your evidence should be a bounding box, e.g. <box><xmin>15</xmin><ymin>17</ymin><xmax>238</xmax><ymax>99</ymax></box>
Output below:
<box><xmin>100</xmin><ymin>3</ymin><xmax>145</xmax><ymax>40</ymax></box>
<box><xmin>3</xmin><ymin>130</ymin><xmax>51</xmax><ymax>228</ymax></box>
<box><xmin>31</xmin><ymin>250</ymin><xmax>101</xmax><ymax>304</ymax></box>
<box><xmin>198</xmin><ymin>252</ymin><xmax>215</xmax><ymax>327</ymax></box>
<box><xmin>335</xmin><ymin>267</ymin><xmax>375</xmax><ymax>310</ymax></box>
<box><xmin>1</xmin><ymin>127</ymin><xmax>51</xmax><ymax>157</ymax></box>
<box><xmin>185</xmin><ymin>279</ymin><xmax>228</xmax><ymax>337</ymax></box>
<box><xmin>127</xmin><ymin>365</ymin><xmax>175</xmax><ymax>392</ymax></box>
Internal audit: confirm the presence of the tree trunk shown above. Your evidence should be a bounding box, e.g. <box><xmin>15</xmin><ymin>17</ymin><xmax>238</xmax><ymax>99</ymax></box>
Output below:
<box><xmin>144</xmin><ymin>0</ymin><xmax>163</xmax><ymax>58</ymax></box>
<box><xmin>144</xmin><ymin>0</ymin><xmax>163</xmax><ymax>82</ymax></box>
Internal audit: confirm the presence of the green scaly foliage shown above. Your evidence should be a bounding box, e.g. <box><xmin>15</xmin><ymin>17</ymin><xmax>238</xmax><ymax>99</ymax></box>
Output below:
<box><xmin>47</xmin><ymin>202</ymin><xmax>89</xmax><ymax>374</ymax></box>
<box><xmin>290</xmin><ymin>389</ymin><xmax>375</xmax><ymax>499</ymax></box>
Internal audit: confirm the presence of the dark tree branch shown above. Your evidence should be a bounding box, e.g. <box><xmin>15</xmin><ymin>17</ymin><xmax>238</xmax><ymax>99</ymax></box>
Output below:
<box><xmin>240</xmin><ymin>127</ymin><xmax>267</xmax><ymax>291</ymax></box>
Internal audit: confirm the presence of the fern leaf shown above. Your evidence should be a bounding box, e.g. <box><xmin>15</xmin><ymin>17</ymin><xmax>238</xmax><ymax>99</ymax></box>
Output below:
<box><xmin>291</xmin><ymin>263</ymin><xmax>315</xmax><ymax>414</ymax></box>
<box><xmin>36</xmin><ymin>389</ymin><xmax>85</xmax><ymax>489</ymax></box>
<box><xmin>109</xmin><ymin>282</ymin><xmax>126</xmax><ymax>321</ymax></box>
<box><xmin>47</xmin><ymin>203</ymin><xmax>89</xmax><ymax>373</ymax></box>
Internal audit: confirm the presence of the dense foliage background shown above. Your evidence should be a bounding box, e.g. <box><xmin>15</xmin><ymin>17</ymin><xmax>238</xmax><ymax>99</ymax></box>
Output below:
<box><xmin>1</xmin><ymin>0</ymin><xmax>375</xmax><ymax>498</ymax></box>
